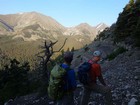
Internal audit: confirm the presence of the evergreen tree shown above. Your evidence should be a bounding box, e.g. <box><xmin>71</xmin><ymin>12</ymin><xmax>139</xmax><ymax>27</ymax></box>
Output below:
<box><xmin>114</xmin><ymin>0</ymin><xmax>140</xmax><ymax>46</ymax></box>
<box><xmin>0</xmin><ymin>59</ymin><xmax>33</xmax><ymax>104</ymax></box>
<box><xmin>67</xmin><ymin>48</ymin><xmax>70</xmax><ymax>52</ymax></box>
<box><xmin>71</xmin><ymin>47</ymin><xmax>75</xmax><ymax>52</ymax></box>
<box><xmin>129</xmin><ymin>0</ymin><xmax>135</xmax><ymax>6</ymax></box>
<box><xmin>136</xmin><ymin>0</ymin><xmax>140</xmax><ymax>5</ymax></box>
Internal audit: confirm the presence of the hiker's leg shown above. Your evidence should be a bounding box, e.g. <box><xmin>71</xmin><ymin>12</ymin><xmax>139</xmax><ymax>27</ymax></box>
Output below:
<box><xmin>80</xmin><ymin>86</ymin><xmax>91</xmax><ymax>105</ymax></box>
<box><xmin>56</xmin><ymin>99</ymin><xmax>63</xmax><ymax>105</ymax></box>
<box><xmin>56</xmin><ymin>93</ymin><xmax>74</xmax><ymax>105</ymax></box>
<box><xmin>64</xmin><ymin>93</ymin><xmax>74</xmax><ymax>105</ymax></box>
<box><xmin>92</xmin><ymin>84</ymin><xmax>113</xmax><ymax>105</ymax></box>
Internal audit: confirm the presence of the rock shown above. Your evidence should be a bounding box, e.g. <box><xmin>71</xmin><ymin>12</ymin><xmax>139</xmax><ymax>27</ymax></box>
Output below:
<box><xmin>88</xmin><ymin>101</ymin><xmax>95</xmax><ymax>105</ymax></box>
<box><xmin>48</xmin><ymin>101</ymin><xmax>54</xmax><ymax>105</ymax></box>
<box><xmin>4</xmin><ymin>99</ymin><xmax>13</xmax><ymax>105</ymax></box>
<box><xmin>136</xmin><ymin>60</ymin><xmax>140</xmax><ymax>63</ymax></box>
<box><xmin>124</xmin><ymin>85</ymin><xmax>131</xmax><ymax>89</ymax></box>
<box><xmin>128</xmin><ymin>98</ymin><xmax>138</xmax><ymax>105</ymax></box>
<box><xmin>134</xmin><ymin>76</ymin><xmax>139</xmax><ymax>80</ymax></box>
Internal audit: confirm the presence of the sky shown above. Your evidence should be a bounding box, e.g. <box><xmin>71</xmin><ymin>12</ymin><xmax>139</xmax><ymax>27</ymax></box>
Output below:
<box><xmin>0</xmin><ymin>0</ymin><xmax>130</xmax><ymax>27</ymax></box>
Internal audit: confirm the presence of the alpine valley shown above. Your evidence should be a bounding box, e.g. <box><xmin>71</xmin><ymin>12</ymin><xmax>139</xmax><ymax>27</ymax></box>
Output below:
<box><xmin>0</xmin><ymin>12</ymin><xmax>108</xmax><ymax>63</ymax></box>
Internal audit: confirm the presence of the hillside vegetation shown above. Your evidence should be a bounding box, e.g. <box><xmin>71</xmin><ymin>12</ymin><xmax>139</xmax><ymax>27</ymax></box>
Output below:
<box><xmin>114</xmin><ymin>0</ymin><xmax>140</xmax><ymax>47</ymax></box>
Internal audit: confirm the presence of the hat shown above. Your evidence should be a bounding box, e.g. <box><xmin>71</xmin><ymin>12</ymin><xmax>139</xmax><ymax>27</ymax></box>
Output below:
<box><xmin>93</xmin><ymin>51</ymin><xmax>101</xmax><ymax>57</ymax></box>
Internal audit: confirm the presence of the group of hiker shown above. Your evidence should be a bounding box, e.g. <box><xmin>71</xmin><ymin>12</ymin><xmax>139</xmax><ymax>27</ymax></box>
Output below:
<box><xmin>48</xmin><ymin>50</ymin><xmax>113</xmax><ymax>105</ymax></box>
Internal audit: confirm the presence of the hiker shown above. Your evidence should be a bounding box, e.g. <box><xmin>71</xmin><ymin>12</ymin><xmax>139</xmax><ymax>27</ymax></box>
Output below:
<box><xmin>80</xmin><ymin>50</ymin><xmax>113</xmax><ymax>105</ymax></box>
<box><xmin>56</xmin><ymin>51</ymin><xmax>77</xmax><ymax>105</ymax></box>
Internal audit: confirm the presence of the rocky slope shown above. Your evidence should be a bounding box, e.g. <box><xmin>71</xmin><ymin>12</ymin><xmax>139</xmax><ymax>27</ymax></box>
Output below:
<box><xmin>6</xmin><ymin>47</ymin><xmax>140</xmax><ymax>105</ymax></box>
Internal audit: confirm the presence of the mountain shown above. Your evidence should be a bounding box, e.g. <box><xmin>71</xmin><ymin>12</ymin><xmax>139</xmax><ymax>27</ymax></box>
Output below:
<box><xmin>63</xmin><ymin>23</ymin><xmax>108</xmax><ymax>41</ymax></box>
<box><xmin>0</xmin><ymin>12</ymin><xmax>108</xmax><ymax>41</ymax></box>
<box><xmin>0</xmin><ymin>12</ymin><xmax>67</xmax><ymax>41</ymax></box>
<box><xmin>63</xmin><ymin>23</ymin><xmax>96</xmax><ymax>41</ymax></box>
<box><xmin>0</xmin><ymin>12</ymin><xmax>108</xmax><ymax>51</ymax></box>
<box><xmin>0</xmin><ymin>12</ymin><xmax>108</xmax><ymax>68</ymax></box>
<box><xmin>0</xmin><ymin>12</ymin><xmax>65</xmax><ymax>31</ymax></box>
<box><xmin>95</xmin><ymin>23</ymin><xmax>108</xmax><ymax>34</ymax></box>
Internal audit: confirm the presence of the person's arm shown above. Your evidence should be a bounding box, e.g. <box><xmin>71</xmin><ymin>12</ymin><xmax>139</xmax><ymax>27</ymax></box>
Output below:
<box><xmin>98</xmin><ymin>74</ymin><xmax>106</xmax><ymax>86</ymax></box>
<box><xmin>96</xmin><ymin>64</ymin><xmax>106</xmax><ymax>86</ymax></box>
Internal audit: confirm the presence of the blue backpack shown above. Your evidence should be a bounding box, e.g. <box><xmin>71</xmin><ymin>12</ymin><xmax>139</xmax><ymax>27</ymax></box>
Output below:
<box><xmin>77</xmin><ymin>62</ymin><xmax>92</xmax><ymax>85</ymax></box>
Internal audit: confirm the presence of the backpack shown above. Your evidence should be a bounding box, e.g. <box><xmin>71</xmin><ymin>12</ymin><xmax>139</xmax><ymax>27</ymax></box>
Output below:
<box><xmin>77</xmin><ymin>62</ymin><xmax>92</xmax><ymax>85</ymax></box>
<box><xmin>48</xmin><ymin>64</ymin><xmax>70</xmax><ymax>100</ymax></box>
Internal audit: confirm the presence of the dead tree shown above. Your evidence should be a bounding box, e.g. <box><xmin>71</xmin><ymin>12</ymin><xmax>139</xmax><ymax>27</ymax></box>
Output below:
<box><xmin>37</xmin><ymin>38</ymin><xmax>67</xmax><ymax>86</ymax></box>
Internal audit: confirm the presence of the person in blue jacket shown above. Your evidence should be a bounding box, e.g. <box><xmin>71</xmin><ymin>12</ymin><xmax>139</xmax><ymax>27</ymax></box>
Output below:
<box><xmin>56</xmin><ymin>51</ymin><xmax>77</xmax><ymax>105</ymax></box>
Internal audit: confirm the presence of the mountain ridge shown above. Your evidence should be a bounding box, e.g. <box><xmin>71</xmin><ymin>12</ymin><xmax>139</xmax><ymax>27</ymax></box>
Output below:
<box><xmin>0</xmin><ymin>11</ymin><xmax>108</xmax><ymax>64</ymax></box>
<box><xmin>0</xmin><ymin>12</ymin><xmax>108</xmax><ymax>28</ymax></box>
<box><xmin>0</xmin><ymin>12</ymin><xmax>108</xmax><ymax>38</ymax></box>
<box><xmin>0</xmin><ymin>12</ymin><xmax>108</xmax><ymax>51</ymax></box>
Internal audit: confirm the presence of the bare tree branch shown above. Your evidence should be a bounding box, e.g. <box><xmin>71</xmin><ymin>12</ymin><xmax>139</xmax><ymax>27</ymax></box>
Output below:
<box><xmin>54</xmin><ymin>38</ymin><xmax>67</xmax><ymax>53</ymax></box>
<box><xmin>37</xmin><ymin>55</ymin><xmax>44</xmax><ymax>61</ymax></box>
<box><xmin>37</xmin><ymin>38</ymin><xmax>67</xmax><ymax>87</ymax></box>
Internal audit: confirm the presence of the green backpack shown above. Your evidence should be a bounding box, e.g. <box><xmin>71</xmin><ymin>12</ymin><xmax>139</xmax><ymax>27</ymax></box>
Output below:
<box><xmin>48</xmin><ymin>64</ymin><xmax>68</xmax><ymax>100</ymax></box>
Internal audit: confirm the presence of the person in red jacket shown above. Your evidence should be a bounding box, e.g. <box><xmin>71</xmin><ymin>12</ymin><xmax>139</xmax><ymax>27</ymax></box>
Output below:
<box><xmin>80</xmin><ymin>50</ymin><xmax>113</xmax><ymax>105</ymax></box>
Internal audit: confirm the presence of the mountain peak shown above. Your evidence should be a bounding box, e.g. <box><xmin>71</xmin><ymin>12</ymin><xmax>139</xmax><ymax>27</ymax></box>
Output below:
<box><xmin>17</xmin><ymin>11</ymin><xmax>40</xmax><ymax>15</ymax></box>
<box><xmin>0</xmin><ymin>12</ymin><xmax>65</xmax><ymax>31</ymax></box>
<box><xmin>77</xmin><ymin>23</ymin><xmax>92</xmax><ymax>27</ymax></box>
<box><xmin>96</xmin><ymin>23</ymin><xmax>108</xmax><ymax>29</ymax></box>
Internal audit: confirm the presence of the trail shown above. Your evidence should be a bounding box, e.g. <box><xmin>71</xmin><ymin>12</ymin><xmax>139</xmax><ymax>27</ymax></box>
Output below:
<box><xmin>0</xmin><ymin>19</ymin><xmax>14</xmax><ymax>32</ymax></box>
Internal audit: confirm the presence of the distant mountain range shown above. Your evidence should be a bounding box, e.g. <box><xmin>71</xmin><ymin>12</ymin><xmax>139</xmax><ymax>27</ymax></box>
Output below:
<box><xmin>0</xmin><ymin>12</ymin><xmax>108</xmax><ymax>50</ymax></box>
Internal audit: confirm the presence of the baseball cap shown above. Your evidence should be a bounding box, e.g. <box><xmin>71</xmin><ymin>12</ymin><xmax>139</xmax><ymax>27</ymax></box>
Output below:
<box><xmin>93</xmin><ymin>51</ymin><xmax>102</xmax><ymax>57</ymax></box>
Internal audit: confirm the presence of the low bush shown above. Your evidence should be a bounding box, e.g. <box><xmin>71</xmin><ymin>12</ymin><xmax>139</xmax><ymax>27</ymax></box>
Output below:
<box><xmin>107</xmin><ymin>47</ymin><xmax>128</xmax><ymax>61</ymax></box>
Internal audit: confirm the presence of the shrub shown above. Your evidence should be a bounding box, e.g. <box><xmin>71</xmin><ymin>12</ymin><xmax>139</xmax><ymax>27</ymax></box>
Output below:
<box><xmin>0</xmin><ymin>59</ymin><xmax>40</xmax><ymax>104</ymax></box>
<box><xmin>107</xmin><ymin>47</ymin><xmax>128</xmax><ymax>61</ymax></box>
